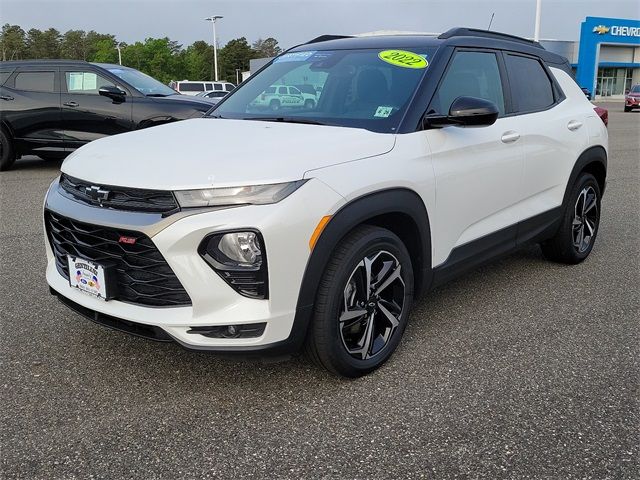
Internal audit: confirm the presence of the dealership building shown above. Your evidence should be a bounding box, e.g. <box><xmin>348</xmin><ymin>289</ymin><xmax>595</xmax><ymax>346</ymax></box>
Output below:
<box><xmin>541</xmin><ymin>16</ymin><xmax>640</xmax><ymax>98</ymax></box>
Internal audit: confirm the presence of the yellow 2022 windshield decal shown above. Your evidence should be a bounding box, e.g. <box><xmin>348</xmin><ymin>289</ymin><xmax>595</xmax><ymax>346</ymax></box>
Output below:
<box><xmin>378</xmin><ymin>50</ymin><xmax>428</xmax><ymax>69</ymax></box>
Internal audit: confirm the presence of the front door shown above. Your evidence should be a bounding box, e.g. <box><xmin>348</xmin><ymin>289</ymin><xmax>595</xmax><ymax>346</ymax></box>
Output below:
<box><xmin>423</xmin><ymin>49</ymin><xmax>524</xmax><ymax>267</ymax></box>
<box><xmin>61</xmin><ymin>68</ymin><xmax>133</xmax><ymax>149</ymax></box>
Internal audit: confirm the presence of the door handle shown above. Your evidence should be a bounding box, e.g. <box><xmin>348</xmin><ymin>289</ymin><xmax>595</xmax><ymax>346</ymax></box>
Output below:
<box><xmin>501</xmin><ymin>131</ymin><xmax>520</xmax><ymax>143</ymax></box>
<box><xmin>0</xmin><ymin>95</ymin><xmax>14</xmax><ymax>101</ymax></box>
<box><xmin>63</xmin><ymin>101</ymin><xmax>79</xmax><ymax>107</ymax></box>
<box><xmin>567</xmin><ymin>120</ymin><xmax>583</xmax><ymax>131</ymax></box>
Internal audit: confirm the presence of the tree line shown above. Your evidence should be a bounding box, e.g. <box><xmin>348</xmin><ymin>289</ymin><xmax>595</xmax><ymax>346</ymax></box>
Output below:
<box><xmin>0</xmin><ymin>24</ymin><xmax>283</xmax><ymax>84</ymax></box>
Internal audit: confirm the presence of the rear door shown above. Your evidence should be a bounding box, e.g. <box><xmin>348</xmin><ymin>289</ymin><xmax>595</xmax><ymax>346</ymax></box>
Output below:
<box><xmin>2</xmin><ymin>66</ymin><xmax>63</xmax><ymax>152</ymax></box>
<box><xmin>502</xmin><ymin>53</ymin><xmax>589</xmax><ymax>226</ymax></box>
<box><xmin>423</xmin><ymin>49</ymin><xmax>525</xmax><ymax>266</ymax></box>
<box><xmin>60</xmin><ymin>67</ymin><xmax>133</xmax><ymax>149</ymax></box>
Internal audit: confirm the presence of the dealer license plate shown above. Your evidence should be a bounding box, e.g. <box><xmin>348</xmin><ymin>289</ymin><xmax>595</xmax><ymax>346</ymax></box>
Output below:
<box><xmin>67</xmin><ymin>256</ymin><xmax>108</xmax><ymax>300</ymax></box>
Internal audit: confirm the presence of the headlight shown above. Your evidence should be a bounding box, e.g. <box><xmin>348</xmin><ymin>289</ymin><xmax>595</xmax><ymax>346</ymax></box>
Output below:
<box><xmin>174</xmin><ymin>180</ymin><xmax>307</xmax><ymax>208</ymax></box>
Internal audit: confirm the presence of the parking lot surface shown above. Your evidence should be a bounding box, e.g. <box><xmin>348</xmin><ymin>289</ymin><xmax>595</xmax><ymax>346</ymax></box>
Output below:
<box><xmin>1</xmin><ymin>103</ymin><xmax>638</xmax><ymax>479</ymax></box>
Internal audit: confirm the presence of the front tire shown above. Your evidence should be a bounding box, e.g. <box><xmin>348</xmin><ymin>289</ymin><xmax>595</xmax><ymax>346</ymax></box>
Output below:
<box><xmin>541</xmin><ymin>173</ymin><xmax>601</xmax><ymax>264</ymax></box>
<box><xmin>305</xmin><ymin>225</ymin><xmax>414</xmax><ymax>377</ymax></box>
<box><xmin>624</xmin><ymin>106</ymin><xmax>631</xmax><ymax>112</ymax></box>
<box><xmin>0</xmin><ymin>129</ymin><xmax>16</xmax><ymax>171</ymax></box>
<box><xmin>269</xmin><ymin>99</ymin><xmax>281</xmax><ymax>111</ymax></box>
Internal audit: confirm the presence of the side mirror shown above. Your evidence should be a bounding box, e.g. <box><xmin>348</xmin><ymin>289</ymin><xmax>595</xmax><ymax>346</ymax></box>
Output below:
<box><xmin>625</xmin><ymin>89</ymin><xmax>630</xmax><ymax>94</ymax></box>
<box><xmin>424</xmin><ymin>96</ymin><xmax>499</xmax><ymax>128</ymax></box>
<box><xmin>99</xmin><ymin>85</ymin><xmax>126</xmax><ymax>101</ymax></box>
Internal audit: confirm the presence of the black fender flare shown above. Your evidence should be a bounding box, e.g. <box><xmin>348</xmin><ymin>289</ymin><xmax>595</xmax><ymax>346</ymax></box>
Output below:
<box><xmin>562</xmin><ymin>145</ymin><xmax>607</xmax><ymax>206</ymax></box>
<box><xmin>286</xmin><ymin>188</ymin><xmax>432</xmax><ymax>351</ymax></box>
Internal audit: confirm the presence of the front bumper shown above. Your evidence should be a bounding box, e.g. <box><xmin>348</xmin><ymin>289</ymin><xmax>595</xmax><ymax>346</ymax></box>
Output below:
<box><xmin>44</xmin><ymin>177</ymin><xmax>345</xmax><ymax>354</ymax></box>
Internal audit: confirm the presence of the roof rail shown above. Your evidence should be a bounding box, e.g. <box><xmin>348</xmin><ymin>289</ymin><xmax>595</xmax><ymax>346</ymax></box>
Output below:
<box><xmin>438</xmin><ymin>28</ymin><xmax>544</xmax><ymax>49</ymax></box>
<box><xmin>305</xmin><ymin>34</ymin><xmax>353</xmax><ymax>45</ymax></box>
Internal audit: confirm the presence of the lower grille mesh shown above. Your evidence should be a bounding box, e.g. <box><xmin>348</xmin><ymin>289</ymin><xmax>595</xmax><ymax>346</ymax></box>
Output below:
<box><xmin>45</xmin><ymin>210</ymin><xmax>191</xmax><ymax>307</ymax></box>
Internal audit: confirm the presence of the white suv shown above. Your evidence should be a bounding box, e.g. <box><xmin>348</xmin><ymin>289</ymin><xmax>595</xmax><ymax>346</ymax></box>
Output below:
<box><xmin>44</xmin><ymin>29</ymin><xmax>608</xmax><ymax>377</ymax></box>
<box><xmin>251</xmin><ymin>84</ymin><xmax>318</xmax><ymax>110</ymax></box>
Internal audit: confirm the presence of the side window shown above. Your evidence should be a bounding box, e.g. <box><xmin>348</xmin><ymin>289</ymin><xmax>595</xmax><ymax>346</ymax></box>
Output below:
<box><xmin>0</xmin><ymin>70</ymin><xmax>14</xmax><ymax>86</ymax></box>
<box><xmin>180</xmin><ymin>83</ymin><xmax>204</xmax><ymax>92</ymax></box>
<box><xmin>225</xmin><ymin>84</ymin><xmax>235</xmax><ymax>91</ymax></box>
<box><xmin>14</xmin><ymin>71</ymin><xmax>56</xmax><ymax>93</ymax></box>
<box><xmin>65</xmin><ymin>71</ymin><xmax>115</xmax><ymax>94</ymax></box>
<box><xmin>213</xmin><ymin>84</ymin><xmax>223</xmax><ymax>91</ymax></box>
<box><xmin>505</xmin><ymin>54</ymin><xmax>555</xmax><ymax>112</ymax></box>
<box><xmin>278</xmin><ymin>86</ymin><xmax>287</xmax><ymax>95</ymax></box>
<box><xmin>431</xmin><ymin>51</ymin><xmax>505</xmax><ymax>116</ymax></box>
<box><xmin>289</xmin><ymin>87</ymin><xmax>301</xmax><ymax>95</ymax></box>
<box><xmin>206</xmin><ymin>83</ymin><xmax>213</xmax><ymax>90</ymax></box>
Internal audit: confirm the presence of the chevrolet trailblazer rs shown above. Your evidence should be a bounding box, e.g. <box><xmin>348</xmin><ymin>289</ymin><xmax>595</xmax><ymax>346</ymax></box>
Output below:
<box><xmin>44</xmin><ymin>29</ymin><xmax>608</xmax><ymax>377</ymax></box>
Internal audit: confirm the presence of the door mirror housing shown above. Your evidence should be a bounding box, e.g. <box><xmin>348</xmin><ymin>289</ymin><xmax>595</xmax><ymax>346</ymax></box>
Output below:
<box><xmin>99</xmin><ymin>85</ymin><xmax>126</xmax><ymax>101</ymax></box>
<box><xmin>424</xmin><ymin>96</ymin><xmax>499</xmax><ymax>128</ymax></box>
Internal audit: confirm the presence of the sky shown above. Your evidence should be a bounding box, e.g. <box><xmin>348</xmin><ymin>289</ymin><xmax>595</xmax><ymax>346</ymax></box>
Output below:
<box><xmin>1</xmin><ymin>0</ymin><xmax>639</xmax><ymax>49</ymax></box>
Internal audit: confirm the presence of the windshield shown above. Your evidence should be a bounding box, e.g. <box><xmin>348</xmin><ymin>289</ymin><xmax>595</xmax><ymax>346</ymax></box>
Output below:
<box><xmin>107</xmin><ymin>67</ymin><xmax>177</xmax><ymax>96</ymax></box>
<box><xmin>210</xmin><ymin>48</ymin><xmax>436</xmax><ymax>132</ymax></box>
<box><xmin>631</xmin><ymin>85</ymin><xmax>640</xmax><ymax>93</ymax></box>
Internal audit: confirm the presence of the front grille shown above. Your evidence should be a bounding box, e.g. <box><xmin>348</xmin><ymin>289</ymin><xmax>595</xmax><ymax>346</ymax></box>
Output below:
<box><xmin>59</xmin><ymin>174</ymin><xmax>179</xmax><ymax>214</ymax></box>
<box><xmin>45</xmin><ymin>210</ymin><xmax>191</xmax><ymax>307</ymax></box>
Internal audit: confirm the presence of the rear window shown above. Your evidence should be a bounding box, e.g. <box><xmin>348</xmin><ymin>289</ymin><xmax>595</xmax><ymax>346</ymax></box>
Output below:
<box><xmin>15</xmin><ymin>71</ymin><xmax>56</xmax><ymax>92</ymax></box>
<box><xmin>179</xmin><ymin>83</ymin><xmax>205</xmax><ymax>92</ymax></box>
<box><xmin>505</xmin><ymin>54</ymin><xmax>555</xmax><ymax>113</ymax></box>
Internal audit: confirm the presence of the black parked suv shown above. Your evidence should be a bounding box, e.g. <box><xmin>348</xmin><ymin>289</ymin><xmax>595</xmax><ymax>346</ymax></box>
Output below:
<box><xmin>0</xmin><ymin>60</ymin><xmax>213</xmax><ymax>170</ymax></box>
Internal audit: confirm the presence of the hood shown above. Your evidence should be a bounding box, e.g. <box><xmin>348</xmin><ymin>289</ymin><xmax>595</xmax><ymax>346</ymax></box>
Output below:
<box><xmin>154</xmin><ymin>94</ymin><xmax>212</xmax><ymax>109</ymax></box>
<box><xmin>61</xmin><ymin>118</ymin><xmax>396</xmax><ymax>190</ymax></box>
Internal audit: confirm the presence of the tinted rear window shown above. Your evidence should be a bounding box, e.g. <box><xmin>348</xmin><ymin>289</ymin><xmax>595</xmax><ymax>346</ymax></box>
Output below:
<box><xmin>15</xmin><ymin>71</ymin><xmax>56</xmax><ymax>92</ymax></box>
<box><xmin>179</xmin><ymin>83</ymin><xmax>204</xmax><ymax>92</ymax></box>
<box><xmin>505</xmin><ymin>54</ymin><xmax>555</xmax><ymax>112</ymax></box>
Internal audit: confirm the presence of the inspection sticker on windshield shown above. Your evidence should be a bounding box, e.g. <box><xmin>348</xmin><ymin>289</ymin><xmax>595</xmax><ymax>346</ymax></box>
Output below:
<box><xmin>379</xmin><ymin>50</ymin><xmax>428</xmax><ymax>69</ymax></box>
<box><xmin>374</xmin><ymin>106</ymin><xmax>393</xmax><ymax>118</ymax></box>
<box><xmin>274</xmin><ymin>51</ymin><xmax>317</xmax><ymax>63</ymax></box>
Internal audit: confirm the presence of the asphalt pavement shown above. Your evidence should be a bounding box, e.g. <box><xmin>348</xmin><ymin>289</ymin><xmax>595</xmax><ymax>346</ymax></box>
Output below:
<box><xmin>1</xmin><ymin>102</ymin><xmax>638</xmax><ymax>479</ymax></box>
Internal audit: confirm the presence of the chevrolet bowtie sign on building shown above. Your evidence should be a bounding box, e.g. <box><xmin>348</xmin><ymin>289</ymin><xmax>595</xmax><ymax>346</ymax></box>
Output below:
<box><xmin>540</xmin><ymin>16</ymin><xmax>640</xmax><ymax>99</ymax></box>
<box><xmin>593</xmin><ymin>24</ymin><xmax>640</xmax><ymax>37</ymax></box>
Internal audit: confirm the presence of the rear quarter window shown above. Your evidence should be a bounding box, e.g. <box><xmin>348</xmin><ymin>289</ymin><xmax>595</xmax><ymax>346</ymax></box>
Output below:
<box><xmin>0</xmin><ymin>70</ymin><xmax>15</xmax><ymax>86</ymax></box>
<box><xmin>505</xmin><ymin>54</ymin><xmax>555</xmax><ymax>113</ymax></box>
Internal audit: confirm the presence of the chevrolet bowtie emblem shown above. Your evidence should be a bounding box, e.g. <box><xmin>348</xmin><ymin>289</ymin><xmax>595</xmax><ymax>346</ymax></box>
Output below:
<box><xmin>593</xmin><ymin>25</ymin><xmax>610</xmax><ymax>35</ymax></box>
<box><xmin>84</xmin><ymin>185</ymin><xmax>110</xmax><ymax>204</ymax></box>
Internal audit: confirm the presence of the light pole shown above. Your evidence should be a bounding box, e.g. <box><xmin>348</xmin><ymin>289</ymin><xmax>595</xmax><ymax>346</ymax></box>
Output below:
<box><xmin>205</xmin><ymin>15</ymin><xmax>223</xmax><ymax>81</ymax></box>
<box><xmin>116</xmin><ymin>43</ymin><xmax>123</xmax><ymax>65</ymax></box>
<box><xmin>533</xmin><ymin>0</ymin><xmax>542</xmax><ymax>41</ymax></box>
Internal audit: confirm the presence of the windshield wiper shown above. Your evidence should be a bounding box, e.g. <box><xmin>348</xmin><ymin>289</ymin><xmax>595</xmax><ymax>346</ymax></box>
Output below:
<box><xmin>245</xmin><ymin>117</ymin><xmax>327</xmax><ymax>126</ymax></box>
<box><xmin>146</xmin><ymin>93</ymin><xmax>171</xmax><ymax>97</ymax></box>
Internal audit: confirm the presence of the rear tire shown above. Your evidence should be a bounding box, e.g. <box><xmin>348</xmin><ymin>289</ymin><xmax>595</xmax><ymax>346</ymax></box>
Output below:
<box><xmin>541</xmin><ymin>173</ymin><xmax>601</xmax><ymax>264</ymax></box>
<box><xmin>0</xmin><ymin>128</ymin><xmax>16</xmax><ymax>171</ymax></box>
<box><xmin>305</xmin><ymin>225</ymin><xmax>414</xmax><ymax>377</ymax></box>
